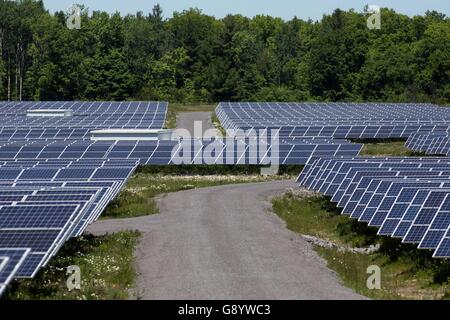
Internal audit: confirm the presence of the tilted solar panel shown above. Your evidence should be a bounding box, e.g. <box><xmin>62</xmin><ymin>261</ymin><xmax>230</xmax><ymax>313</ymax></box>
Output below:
<box><xmin>298</xmin><ymin>156</ymin><xmax>450</xmax><ymax>258</ymax></box>
<box><xmin>0</xmin><ymin>248</ymin><xmax>30</xmax><ymax>295</ymax></box>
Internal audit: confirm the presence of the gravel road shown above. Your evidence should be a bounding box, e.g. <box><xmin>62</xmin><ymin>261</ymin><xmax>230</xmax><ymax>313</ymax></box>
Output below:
<box><xmin>87</xmin><ymin>180</ymin><xmax>364</xmax><ymax>300</ymax></box>
<box><xmin>175</xmin><ymin>112</ymin><xmax>219</xmax><ymax>138</ymax></box>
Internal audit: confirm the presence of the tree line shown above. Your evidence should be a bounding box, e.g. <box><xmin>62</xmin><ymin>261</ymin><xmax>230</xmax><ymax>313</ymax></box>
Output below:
<box><xmin>0</xmin><ymin>0</ymin><xmax>448</xmax><ymax>103</ymax></box>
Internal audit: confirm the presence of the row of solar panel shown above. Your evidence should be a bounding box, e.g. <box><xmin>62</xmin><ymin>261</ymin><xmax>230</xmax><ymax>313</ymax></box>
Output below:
<box><xmin>217</xmin><ymin>102</ymin><xmax>449</xmax><ymax>118</ymax></box>
<box><xmin>0</xmin><ymin>180</ymin><xmax>124</xmax><ymax>237</ymax></box>
<box><xmin>0</xmin><ymin>119</ymin><xmax>166</xmax><ymax>129</ymax></box>
<box><xmin>0</xmin><ymin>138</ymin><xmax>363</xmax><ymax>165</ymax></box>
<box><xmin>216</xmin><ymin>103</ymin><xmax>450</xmax><ymax>130</ymax></box>
<box><xmin>225</xmin><ymin>125</ymin><xmax>450</xmax><ymax>139</ymax></box>
<box><xmin>0</xmin><ymin>159</ymin><xmax>138</xmax><ymax>292</ymax></box>
<box><xmin>0</xmin><ymin>248</ymin><xmax>30</xmax><ymax>295</ymax></box>
<box><xmin>216</xmin><ymin>103</ymin><xmax>450</xmax><ymax>140</ymax></box>
<box><xmin>0</xmin><ymin>164</ymin><xmax>136</xmax><ymax>181</ymax></box>
<box><xmin>0</xmin><ymin>101</ymin><xmax>169</xmax><ymax>295</ymax></box>
<box><xmin>406</xmin><ymin>133</ymin><xmax>450</xmax><ymax>156</ymax></box>
<box><xmin>298</xmin><ymin>157</ymin><xmax>450</xmax><ymax>258</ymax></box>
<box><xmin>0</xmin><ymin>101</ymin><xmax>166</xmax><ymax>115</ymax></box>
<box><xmin>0</xmin><ymin>101</ymin><xmax>167</xmax><ymax>129</ymax></box>
<box><xmin>0</xmin><ymin>128</ymin><xmax>91</xmax><ymax>140</ymax></box>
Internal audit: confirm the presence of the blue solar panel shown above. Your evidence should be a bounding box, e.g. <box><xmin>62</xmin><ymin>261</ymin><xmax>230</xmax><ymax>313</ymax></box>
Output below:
<box><xmin>0</xmin><ymin>101</ymin><xmax>168</xmax><ymax>130</ymax></box>
<box><xmin>0</xmin><ymin>102</ymin><xmax>169</xmax><ymax>279</ymax></box>
<box><xmin>0</xmin><ymin>248</ymin><xmax>30</xmax><ymax>293</ymax></box>
<box><xmin>298</xmin><ymin>156</ymin><xmax>450</xmax><ymax>258</ymax></box>
<box><xmin>217</xmin><ymin>102</ymin><xmax>450</xmax><ymax>138</ymax></box>
<box><xmin>434</xmin><ymin>228</ymin><xmax>450</xmax><ymax>258</ymax></box>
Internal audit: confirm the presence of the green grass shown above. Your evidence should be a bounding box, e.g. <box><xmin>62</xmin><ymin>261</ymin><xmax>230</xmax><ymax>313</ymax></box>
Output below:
<box><xmin>359</xmin><ymin>140</ymin><xmax>417</xmax><ymax>156</ymax></box>
<box><xmin>316</xmin><ymin>246</ymin><xmax>450</xmax><ymax>300</ymax></box>
<box><xmin>2</xmin><ymin>231</ymin><xmax>140</xmax><ymax>300</ymax></box>
<box><xmin>211</xmin><ymin>111</ymin><xmax>226</xmax><ymax>136</ymax></box>
<box><xmin>272</xmin><ymin>193</ymin><xmax>378</xmax><ymax>247</ymax></box>
<box><xmin>164</xmin><ymin>103</ymin><xmax>216</xmax><ymax>129</ymax></box>
<box><xmin>272</xmin><ymin>192</ymin><xmax>450</xmax><ymax>300</ymax></box>
<box><xmin>355</xmin><ymin>138</ymin><xmax>432</xmax><ymax>157</ymax></box>
<box><xmin>103</xmin><ymin>172</ymin><xmax>292</xmax><ymax>219</ymax></box>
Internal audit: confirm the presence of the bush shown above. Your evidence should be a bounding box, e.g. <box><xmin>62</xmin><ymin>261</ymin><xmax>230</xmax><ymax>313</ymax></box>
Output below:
<box><xmin>135</xmin><ymin>164</ymin><xmax>303</xmax><ymax>176</ymax></box>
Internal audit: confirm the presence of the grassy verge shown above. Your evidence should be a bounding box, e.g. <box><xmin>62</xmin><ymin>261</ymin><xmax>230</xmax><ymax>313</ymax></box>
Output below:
<box><xmin>103</xmin><ymin>170</ymin><xmax>294</xmax><ymax>219</ymax></box>
<box><xmin>272</xmin><ymin>192</ymin><xmax>450</xmax><ymax>300</ymax></box>
<box><xmin>164</xmin><ymin>103</ymin><xmax>216</xmax><ymax>129</ymax></box>
<box><xmin>211</xmin><ymin>111</ymin><xmax>226</xmax><ymax>136</ymax></box>
<box><xmin>352</xmin><ymin>138</ymin><xmax>431</xmax><ymax>157</ymax></box>
<box><xmin>2</xmin><ymin>231</ymin><xmax>140</xmax><ymax>300</ymax></box>
<box><xmin>356</xmin><ymin>139</ymin><xmax>417</xmax><ymax>157</ymax></box>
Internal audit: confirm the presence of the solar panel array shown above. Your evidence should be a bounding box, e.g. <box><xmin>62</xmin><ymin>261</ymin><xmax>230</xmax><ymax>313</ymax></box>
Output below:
<box><xmin>0</xmin><ymin>100</ymin><xmax>363</xmax><ymax>295</ymax></box>
<box><xmin>216</xmin><ymin>102</ymin><xmax>450</xmax><ymax>259</ymax></box>
<box><xmin>1</xmin><ymin>100</ymin><xmax>448</xmax><ymax>295</ymax></box>
<box><xmin>0</xmin><ymin>101</ymin><xmax>168</xmax><ymax>294</ymax></box>
<box><xmin>216</xmin><ymin>102</ymin><xmax>450</xmax><ymax>138</ymax></box>
<box><xmin>0</xmin><ymin>159</ymin><xmax>138</xmax><ymax>278</ymax></box>
<box><xmin>298</xmin><ymin>157</ymin><xmax>450</xmax><ymax>258</ymax></box>
<box><xmin>0</xmin><ymin>137</ymin><xmax>362</xmax><ymax>165</ymax></box>
<box><xmin>0</xmin><ymin>101</ymin><xmax>167</xmax><ymax>129</ymax></box>
<box><xmin>406</xmin><ymin>132</ymin><xmax>450</xmax><ymax>156</ymax></box>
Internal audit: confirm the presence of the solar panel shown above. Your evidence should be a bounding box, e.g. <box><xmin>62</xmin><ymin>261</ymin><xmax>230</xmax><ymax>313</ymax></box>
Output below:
<box><xmin>0</xmin><ymin>101</ymin><xmax>162</xmax><ymax>289</ymax></box>
<box><xmin>217</xmin><ymin>102</ymin><xmax>450</xmax><ymax>138</ymax></box>
<box><xmin>0</xmin><ymin>248</ymin><xmax>30</xmax><ymax>294</ymax></box>
<box><xmin>0</xmin><ymin>101</ymin><xmax>168</xmax><ymax>130</ymax></box>
<box><xmin>434</xmin><ymin>226</ymin><xmax>450</xmax><ymax>258</ymax></box>
<box><xmin>298</xmin><ymin>156</ymin><xmax>450</xmax><ymax>259</ymax></box>
<box><xmin>0</xmin><ymin>138</ymin><xmax>362</xmax><ymax>166</ymax></box>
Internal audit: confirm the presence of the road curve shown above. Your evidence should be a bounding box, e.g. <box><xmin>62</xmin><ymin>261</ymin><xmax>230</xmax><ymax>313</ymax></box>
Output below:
<box><xmin>87</xmin><ymin>180</ymin><xmax>364</xmax><ymax>300</ymax></box>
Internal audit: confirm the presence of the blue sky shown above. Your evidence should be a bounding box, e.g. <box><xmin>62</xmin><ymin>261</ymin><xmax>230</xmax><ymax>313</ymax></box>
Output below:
<box><xmin>42</xmin><ymin>0</ymin><xmax>449</xmax><ymax>20</ymax></box>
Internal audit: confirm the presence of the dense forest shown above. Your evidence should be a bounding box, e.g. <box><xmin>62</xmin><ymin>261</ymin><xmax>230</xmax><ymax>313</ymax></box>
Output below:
<box><xmin>0</xmin><ymin>0</ymin><xmax>448</xmax><ymax>103</ymax></box>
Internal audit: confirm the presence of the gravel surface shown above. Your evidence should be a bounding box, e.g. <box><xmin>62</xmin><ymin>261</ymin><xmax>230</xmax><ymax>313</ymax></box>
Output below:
<box><xmin>87</xmin><ymin>180</ymin><xmax>365</xmax><ymax>300</ymax></box>
<box><xmin>175</xmin><ymin>112</ymin><xmax>219</xmax><ymax>138</ymax></box>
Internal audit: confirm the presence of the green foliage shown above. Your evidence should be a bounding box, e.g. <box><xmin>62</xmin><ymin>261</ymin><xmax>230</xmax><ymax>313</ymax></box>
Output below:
<box><xmin>0</xmin><ymin>2</ymin><xmax>448</xmax><ymax>103</ymax></box>
<box><xmin>251</xmin><ymin>85</ymin><xmax>310</xmax><ymax>102</ymax></box>
<box><xmin>134</xmin><ymin>164</ymin><xmax>303</xmax><ymax>176</ymax></box>
<box><xmin>137</xmin><ymin>47</ymin><xmax>190</xmax><ymax>101</ymax></box>
<box><xmin>83</xmin><ymin>49</ymin><xmax>133</xmax><ymax>100</ymax></box>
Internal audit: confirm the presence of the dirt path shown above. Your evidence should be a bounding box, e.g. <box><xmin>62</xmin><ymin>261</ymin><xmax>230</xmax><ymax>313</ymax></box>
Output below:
<box><xmin>175</xmin><ymin>111</ymin><xmax>219</xmax><ymax>138</ymax></box>
<box><xmin>87</xmin><ymin>180</ymin><xmax>364</xmax><ymax>300</ymax></box>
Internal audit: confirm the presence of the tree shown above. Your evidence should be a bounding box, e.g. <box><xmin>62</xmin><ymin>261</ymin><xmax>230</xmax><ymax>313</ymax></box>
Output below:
<box><xmin>306</xmin><ymin>9</ymin><xmax>369</xmax><ymax>100</ymax></box>
<box><xmin>138</xmin><ymin>47</ymin><xmax>189</xmax><ymax>101</ymax></box>
<box><xmin>0</xmin><ymin>2</ymin><xmax>448</xmax><ymax>103</ymax></box>
<box><xmin>413</xmin><ymin>21</ymin><xmax>450</xmax><ymax>102</ymax></box>
<box><xmin>224</xmin><ymin>31</ymin><xmax>264</xmax><ymax>101</ymax></box>
<box><xmin>83</xmin><ymin>49</ymin><xmax>133</xmax><ymax>100</ymax></box>
<box><xmin>123</xmin><ymin>5</ymin><xmax>168</xmax><ymax>96</ymax></box>
<box><xmin>0</xmin><ymin>58</ymin><xmax>5</xmax><ymax>98</ymax></box>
